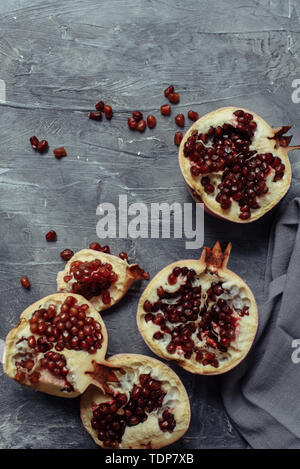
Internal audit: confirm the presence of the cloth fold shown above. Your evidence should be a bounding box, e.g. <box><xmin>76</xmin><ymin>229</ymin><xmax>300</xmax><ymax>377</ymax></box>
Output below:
<box><xmin>221</xmin><ymin>196</ymin><xmax>300</xmax><ymax>449</ymax></box>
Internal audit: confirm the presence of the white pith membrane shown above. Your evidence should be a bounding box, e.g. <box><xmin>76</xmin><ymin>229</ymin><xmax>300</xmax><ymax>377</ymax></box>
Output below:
<box><xmin>4</xmin><ymin>293</ymin><xmax>108</xmax><ymax>397</ymax></box>
<box><xmin>57</xmin><ymin>249</ymin><xmax>149</xmax><ymax>312</ymax></box>
<box><xmin>81</xmin><ymin>354</ymin><xmax>191</xmax><ymax>449</ymax></box>
<box><xmin>137</xmin><ymin>244</ymin><xmax>258</xmax><ymax>375</ymax></box>
<box><xmin>179</xmin><ymin>106</ymin><xmax>295</xmax><ymax>223</ymax></box>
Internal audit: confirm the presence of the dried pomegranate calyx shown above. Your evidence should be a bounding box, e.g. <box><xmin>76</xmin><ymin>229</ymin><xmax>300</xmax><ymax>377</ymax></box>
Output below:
<box><xmin>80</xmin><ymin>354</ymin><xmax>190</xmax><ymax>449</ymax></box>
<box><xmin>57</xmin><ymin>249</ymin><xmax>149</xmax><ymax>313</ymax></box>
<box><xmin>179</xmin><ymin>106</ymin><xmax>300</xmax><ymax>223</ymax></box>
<box><xmin>4</xmin><ymin>293</ymin><xmax>108</xmax><ymax>397</ymax></box>
<box><xmin>137</xmin><ymin>242</ymin><xmax>258</xmax><ymax>375</ymax></box>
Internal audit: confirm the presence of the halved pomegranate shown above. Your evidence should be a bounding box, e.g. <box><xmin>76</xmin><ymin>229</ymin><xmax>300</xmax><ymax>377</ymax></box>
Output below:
<box><xmin>57</xmin><ymin>249</ymin><xmax>149</xmax><ymax>312</ymax></box>
<box><xmin>179</xmin><ymin>107</ymin><xmax>300</xmax><ymax>222</ymax></box>
<box><xmin>80</xmin><ymin>354</ymin><xmax>190</xmax><ymax>449</ymax></box>
<box><xmin>3</xmin><ymin>293</ymin><xmax>108</xmax><ymax>397</ymax></box>
<box><xmin>137</xmin><ymin>242</ymin><xmax>258</xmax><ymax>375</ymax></box>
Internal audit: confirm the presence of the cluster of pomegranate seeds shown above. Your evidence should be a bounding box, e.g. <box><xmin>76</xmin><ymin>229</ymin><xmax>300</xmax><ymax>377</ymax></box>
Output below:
<box><xmin>30</xmin><ymin>136</ymin><xmax>49</xmax><ymax>153</ymax></box>
<box><xmin>183</xmin><ymin>109</ymin><xmax>285</xmax><ymax>220</ymax></box>
<box><xmin>53</xmin><ymin>147</ymin><xmax>67</xmax><ymax>158</ymax></box>
<box><xmin>65</xmin><ymin>259</ymin><xmax>117</xmax><ymax>302</ymax></box>
<box><xmin>127</xmin><ymin>110</ymin><xmax>156</xmax><ymax>132</ymax></box>
<box><xmin>91</xmin><ymin>373</ymin><xmax>175</xmax><ymax>448</ymax></box>
<box><xmin>20</xmin><ymin>276</ymin><xmax>30</xmax><ymax>289</ymax></box>
<box><xmin>89</xmin><ymin>101</ymin><xmax>113</xmax><ymax>121</ymax></box>
<box><xmin>143</xmin><ymin>267</ymin><xmax>246</xmax><ymax>368</ymax></box>
<box><xmin>89</xmin><ymin>242</ymin><xmax>110</xmax><ymax>253</ymax></box>
<box><xmin>45</xmin><ymin>230</ymin><xmax>57</xmax><ymax>242</ymax></box>
<box><xmin>164</xmin><ymin>85</ymin><xmax>180</xmax><ymax>104</ymax></box>
<box><xmin>60</xmin><ymin>249</ymin><xmax>74</xmax><ymax>261</ymax></box>
<box><xmin>28</xmin><ymin>296</ymin><xmax>103</xmax><ymax>355</ymax></box>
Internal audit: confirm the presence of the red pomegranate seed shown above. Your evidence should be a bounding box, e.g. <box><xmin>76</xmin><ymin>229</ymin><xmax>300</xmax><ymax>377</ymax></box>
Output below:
<box><xmin>174</xmin><ymin>131</ymin><xmax>183</xmax><ymax>146</ymax></box>
<box><xmin>128</xmin><ymin>117</ymin><xmax>137</xmax><ymax>130</ymax></box>
<box><xmin>60</xmin><ymin>249</ymin><xmax>74</xmax><ymax>261</ymax></box>
<box><xmin>20</xmin><ymin>276</ymin><xmax>30</xmax><ymax>289</ymax></box>
<box><xmin>88</xmin><ymin>111</ymin><xmax>102</xmax><ymax>120</ymax></box>
<box><xmin>168</xmin><ymin>92</ymin><xmax>180</xmax><ymax>104</ymax></box>
<box><xmin>137</xmin><ymin>120</ymin><xmax>146</xmax><ymax>132</ymax></box>
<box><xmin>119</xmin><ymin>252</ymin><xmax>128</xmax><ymax>262</ymax></box>
<box><xmin>164</xmin><ymin>85</ymin><xmax>174</xmax><ymax>97</ymax></box>
<box><xmin>100</xmin><ymin>245</ymin><xmax>110</xmax><ymax>253</ymax></box>
<box><xmin>147</xmin><ymin>115</ymin><xmax>156</xmax><ymax>128</ymax></box>
<box><xmin>132</xmin><ymin>111</ymin><xmax>143</xmax><ymax>122</ymax></box>
<box><xmin>175</xmin><ymin>114</ymin><xmax>185</xmax><ymax>128</ymax></box>
<box><xmin>53</xmin><ymin>147</ymin><xmax>67</xmax><ymax>158</ymax></box>
<box><xmin>89</xmin><ymin>242</ymin><xmax>102</xmax><ymax>251</ymax></box>
<box><xmin>30</xmin><ymin>136</ymin><xmax>39</xmax><ymax>149</ymax></box>
<box><xmin>95</xmin><ymin>101</ymin><xmax>104</xmax><ymax>111</ymax></box>
<box><xmin>104</xmin><ymin>105</ymin><xmax>113</xmax><ymax>119</ymax></box>
<box><xmin>187</xmin><ymin>110</ymin><xmax>199</xmax><ymax>121</ymax></box>
<box><xmin>45</xmin><ymin>230</ymin><xmax>57</xmax><ymax>242</ymax></box>
<box><xmin>37</xmin><ymin>140</ymin><xmax>48</xmax><ymax>152</ymax></box>
<box><xmin>161</xmin><ymin>104</ymin><xmax>171</xmax><ymax>116</ymax></box>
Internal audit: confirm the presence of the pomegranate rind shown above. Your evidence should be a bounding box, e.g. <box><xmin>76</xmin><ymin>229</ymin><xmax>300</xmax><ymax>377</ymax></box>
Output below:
<box><xmin>137</xmin><ymin>245</ymin><xmax>258</xmax><ymax>375</ymax></box>
<box><xmin>57</xmin><ymin>249</ymin><xmax>146</xmax><ymax>312</ymax></box>
<box><xmin>178</xmin><ymin>106</ymin><xmax>294</xmax><ymax>223</ymax></box>
<box><xmin>80</xmin><ymin>353</ymin><xmax>191</xmax><ymax>449</ymax></box>
<box><xmin>3</xmin><ymin>293</ymin><xmax>108</xmax><ymax>397</ymax></box>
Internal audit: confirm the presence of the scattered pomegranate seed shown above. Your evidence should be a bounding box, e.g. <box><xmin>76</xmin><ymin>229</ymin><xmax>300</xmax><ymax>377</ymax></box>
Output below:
<box><xmin>101</xmin><ymin>245</ymin><xmax>110</xmax><ymax>253</ymax></box>
<box><xmin>132</xmin><ymin>111</ymin><xmax>143</xmax><ymax>122</ymax></box>
<box><xmin>20</xmin><ymin>276</ymin><xmax>30</xmax><ymax>289</ymax></box>
<box><xmin>174</xmin><ymin>132</ymin><xmax>183</xmax><ymax>146</ymax></box>
<box><xmin>60</xmin><ymin>249</ymin><xmax>74</xmax><ymax>261</ymax></box>
<box><xmin>89</xmin><ymin>111</ymin><xmax>102</xmax><ymax>120</ymax></box>
<box><xmin>119</xmin><ymin>252</ymin><xmax>128</xmax><ymax>262</ymax></box>
<box><xmin>37</xmin><ymin>140</ymin><xmax>48</xmax><ymax>152</ymax></box>
<box><xmin>187</xmin><ymin>110</ymin><xmax>199</xmax><ymax>121</ymax></box>
<box><xmin>168</xmin><ymin>92</ymin><xmax>180</xmax><ymax>104</ymax></box>
<box><xmin>104</xmin><ymin>105</ymin><xmax>113</xmax><ymax>119</ymax></box>
<box><xmin>95</xmin><ymin>101</ymin><xmax>105</xmax><ymax>111</ymax></box>
<box><xmin>161</xmin><ymin>104</ymin><xmax>171</xmax><ymax>116</ymax></box>
<box><xmin>175</xmin><ymin>114</ymin><xmax>185</xmax><ymax>128</ymax></box>
<box><xmin>128</xmin><ymin>117</ymin><xmax>137</xmax><ymax>130</ymax></box>
<box><xmin>30</xmin><ymin>136</ymin><xmax>39</xmax><ymax>149</ymax></box>
<box><xmin>147</xmin><ymin>115</ymin><xmax>156</xmax><ymax>128</ymax></box>
<box><xmin>45</xmin><ymin>230</ymin><xmax>57</xmax><ymax>242</ymax></box>
<box><xmin>53</xmin><ymin>147</ymin><xmax>67</xmax><ymax>158</ymax></box>
<box><xmin>137</xmin><ymin>120</ymin><xmax>146</xmax><ymax>132</ymax></box>
<box><xmin>89</xmin><ymin>242</ymin><xmax>102</xmax><ymax>251</ymax></box>
<box><xmin>164</xmin><ymin>85</ymin><xmax>174</xmax><ymax>97</ymax></box>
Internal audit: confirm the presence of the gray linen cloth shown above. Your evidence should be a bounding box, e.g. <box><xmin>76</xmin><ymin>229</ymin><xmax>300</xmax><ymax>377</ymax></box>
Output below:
<box><xmin>221</xmin><ymin>188</ymin><xmax>300</xmax><ymax>449</ymax></box>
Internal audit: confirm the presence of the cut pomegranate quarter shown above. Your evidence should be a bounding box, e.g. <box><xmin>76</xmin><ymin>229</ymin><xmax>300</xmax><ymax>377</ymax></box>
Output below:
<box><xmin>3</xmin><ymin>293</ymin><xmax>108</xmax><ymax>397</ymax></box>
<box><xmin>137</xmin><ymin>242</ymin><xmax>258</xmax><ymax>375</ymax></box>
<box><xmin>178</xmin><ymin>107</ymin><xmax>300</xmax><ymax>223</ymax></box>
<box><xmin>57</xmin><ymin>249</ymin><xmax>149</xmax><ymax>312</ymax></box>
<box><xmin>80</xmin><ymin>354</ymin><xmax>190</xmax><ymax>449</ymax></box>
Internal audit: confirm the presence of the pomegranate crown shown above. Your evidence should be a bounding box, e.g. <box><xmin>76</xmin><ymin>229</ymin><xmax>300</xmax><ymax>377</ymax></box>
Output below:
<box><xmin>201</xmin><ymin>241</ymin><xmax>232</xmax><ymax>271</ymax></box>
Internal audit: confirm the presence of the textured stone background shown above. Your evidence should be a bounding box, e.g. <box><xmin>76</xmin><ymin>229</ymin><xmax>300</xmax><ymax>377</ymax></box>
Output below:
<box><xmin>1</xmin><ymin>0</ymin><xmax>300</xmax><ymax>449</ymax></box>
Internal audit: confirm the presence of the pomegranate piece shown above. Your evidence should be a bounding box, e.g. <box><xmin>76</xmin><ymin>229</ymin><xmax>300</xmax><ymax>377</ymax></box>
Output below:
<box><xmin>168</xmin><ymin>92</ymin><xmax>180</xmax><ymax>104</ymax></box>
<box><xmin>187</xmin><ymin>110</ymin><xmax>199</xmax><ymax>121</ymax></box>
<box><xmin>147</xmin><ymin>114</ymin><xmax>156</xmax><ymax>129</ymax></box>
<box><xmin>88</xmin><ymin>111</ymin><xmax>102</xmax><ymax>120</ymax></box>
<box><xmin>104</xmin><ymin>105</ymin><xmax>113</xmax><ymax>119</ymax></box>
<box><xmin>137</xmin><ymin>242</ymin><xmax>258</xmax><ymax>375</ymax></box>
<box><xmin>37</xmin><ymin>140</ymin><xmax>48</xmax><ymax>152</ymax></box>
<box><xmin>30</xmin><ymin>136</ymin><xmax>39</xmax><ymax>149</ymax></box>
<box><xmin>128</xmin><ymin>117</ymin><xmax>137</xmax><ymax>130</ymax></box>
<box><xmin>160</xmin><ymin>104</ymin><xmax>171</xmax><ymax>116</ymax></box>
<box><xmin>174</xmin><ymin>131</ymin><xmax>183</xmax><ymax>146</ymax></box>
<box><xmin>132</xmin><ymin>111</ymin><xmax>143</xmax><ymax>122</ymax></box>
<box><xmin>95</xmin><ymin>101</ymin><xmax>104</xmax><ymax>111</ymax></box>
<box><xmin>164</xmin><ymin>85</ymin><xmax>174</xmax><ymax>97</ymax></box>
<box><xmin>175</xmin><ymin>114</ymin><xmax>185</xmax><ymax>128</ymax></box>
<box><xmin>53</xmin><ymin>147</ymin><xmax>67</xmax><ymax>158</ymax></box>
<box><xmin>20</xmin><ymin>276</ymin><xmax>30</xmax><ymax>289</ymax></box>
<box><xmin>60</xmin><ymin>249</ymin><xmax>74</xmax><ymax>261</ymax></box>
<box><xmin>137</xmin><ymin>120</ymin><xmax>146</xmax><ymax>132</ymax></box>
<box><xmin>45</xmin><ymin>230</ymin><xmax>57</xmax><ymax>242</ymax></box>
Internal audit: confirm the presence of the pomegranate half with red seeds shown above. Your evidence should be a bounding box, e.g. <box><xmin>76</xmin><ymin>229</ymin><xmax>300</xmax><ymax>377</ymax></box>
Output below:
<box><xmin>57</xmin><ymin>249</ymin><xmax>149</xmax><ymax>312</ymax></box>
<box><xmin>3</xmin><ymin>293</ymin><xmax>108</xmax><ymax>397</ymax></box>
<box><xmin>179</xmin><ymin>107</ymin><xmax>300</xmax><ymax>223</ymax></box>
<box><xmin>80</xmin><ymin>354</ymin><xmax>190</xmax><ymax>449</ymax></box>
<box><xmin>137</xmin><ymin>242</ymin><xmax>258</xmax><ymax>375</ymax></box>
